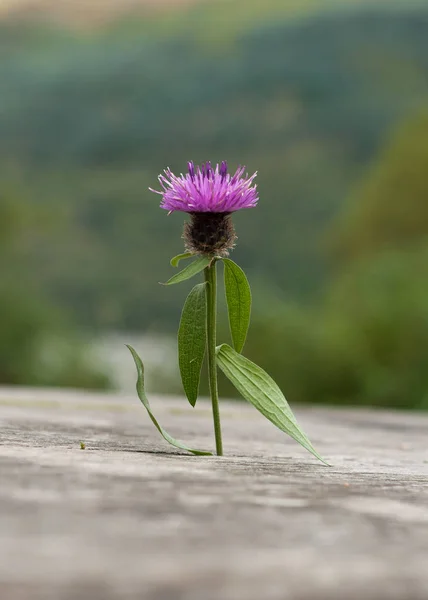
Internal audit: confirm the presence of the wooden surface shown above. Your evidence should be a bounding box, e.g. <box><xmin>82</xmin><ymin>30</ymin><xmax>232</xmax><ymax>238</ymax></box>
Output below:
<box><xmin>1</xmin><ymin>386</ymin><xmax>427</xmax><ymax>600</ymax></box>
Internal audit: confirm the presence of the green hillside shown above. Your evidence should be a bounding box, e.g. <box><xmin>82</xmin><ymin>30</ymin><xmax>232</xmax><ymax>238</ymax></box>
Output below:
<box><xmin>1</xmin><ymin>4</ymin><xmax>428</xmax><ymax>331</ymax></box>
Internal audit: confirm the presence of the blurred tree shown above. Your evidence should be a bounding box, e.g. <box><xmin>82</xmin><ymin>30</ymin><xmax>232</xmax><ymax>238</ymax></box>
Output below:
<box><xmin>0</xmin><ymin>183</ymin><xmax>110</xmax><ymax>388</ymax></box>
<box><xmin>325</xmin><ymin>247</ymin><xmax>428</xmax><ymax>408</ymax></box>
<box><xmin>329</xmin><ymin>110</ymin><xmax>428</xmax><ymax>262</ymax></box>
<box><xmin>244</xmin><ymin>110</ymin><xmax>428</xmax><ymax>409</ymax></box>
<box><xmin>244</xmin><ymin>247</ymin><xmax>428</xmax><ymax>410</ymax></box>
<box><xmin>322</xmin><ymin>110</ymin><xmax>428</xmax><ymax>408</ymax></box>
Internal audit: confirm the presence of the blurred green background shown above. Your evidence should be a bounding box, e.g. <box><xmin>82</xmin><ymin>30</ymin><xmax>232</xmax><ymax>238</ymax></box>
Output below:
<box><xmin>1</xmin><ymin>0</ymin><xmax>428</xmax><ymax>408</ymax></box>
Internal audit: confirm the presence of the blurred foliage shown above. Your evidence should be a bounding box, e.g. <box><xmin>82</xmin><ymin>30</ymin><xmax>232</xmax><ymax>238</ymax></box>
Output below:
<box><xmin>243</xmin><ymin>111</ymin><xmax>428</xmax><ymax>409</ymax></box>
<box><xmin>1</xmin><ymin>3</ymin><xmax>428</xmax><ymax>406</ymax></box>
<box><xmin>244</xmin><ymin>248</ymin><xmax>428</xmax><ymax>410</ymax></box>
<box><xmin>1</xmin><ymin>7</ymin><xmax>428</xmax><ymax>330</ymax></box>
<box><xmin>329</xmin><ymin>111</ymin><xmax>428</xmax><ymax>262</ymax></box>
<box><xmin>0</xmin><ymin>185</ymin><xmax>111</xmax><ymax>388</ymax></box>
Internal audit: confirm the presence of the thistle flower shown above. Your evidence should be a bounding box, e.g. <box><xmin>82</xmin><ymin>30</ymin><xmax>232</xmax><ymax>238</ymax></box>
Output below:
<box><xmin>150</xmin><ymin>161</ymin><xmax>258</xmax><ymax>256</ymax></box>
<box><xmin>128</xmin><ymin>160</ymin><xmax>325</xmax><ymax>463</ymax></box>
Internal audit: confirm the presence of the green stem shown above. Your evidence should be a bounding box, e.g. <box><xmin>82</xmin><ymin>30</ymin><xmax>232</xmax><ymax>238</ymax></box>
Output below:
<box><xmin>204</xmin><ymin>261</ymin><xmax>223</xmax><ymax>456</ymax></box>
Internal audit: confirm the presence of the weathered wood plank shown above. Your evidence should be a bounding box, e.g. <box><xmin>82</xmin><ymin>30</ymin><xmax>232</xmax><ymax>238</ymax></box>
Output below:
<box><xmin>0</xmin><ymin>387</ymin><xmax>427</xmax><ymax>600</ymax></box>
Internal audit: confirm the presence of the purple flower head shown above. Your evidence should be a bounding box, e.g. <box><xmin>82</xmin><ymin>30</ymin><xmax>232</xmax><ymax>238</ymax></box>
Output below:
<box><xmin>150</xmin><ymin>161</ymin><xmax>258</xmax><ymax>214</ymax></box>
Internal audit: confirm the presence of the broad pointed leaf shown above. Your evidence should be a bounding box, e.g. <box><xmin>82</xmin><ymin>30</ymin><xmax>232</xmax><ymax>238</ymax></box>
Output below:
<box><xmin>126</xmin><ymin>345</ymin><xmax>212</xmax><ymax>455</ymax></box>
<box><xmin>178</xmin><ymin>283</ymin><xmax>207</xmax><ymax>407</ymax></box>
<box><xmin>163</xmin><ymin>255</ymin><xmax>211</xmax><ymax>285</ymax></box>
<box><xmin>170</xmin><ymin>252</ymin><xmax>193</xmax><ymax>267</ymax></box>
<box><xmin>223</xmin><ymin>258</ymin><xmax>252</xmax><ymax>353</ymax></box>
<box><xmin>215</xmin><ymin>344</ymin><xmax>327</xmax><ymax>464</ymax></box>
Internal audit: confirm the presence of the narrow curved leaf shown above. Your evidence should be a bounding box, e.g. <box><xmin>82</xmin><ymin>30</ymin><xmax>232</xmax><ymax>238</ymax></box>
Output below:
<box><xmin>215</xmin><ymin>344</ymin><xmax>328</xmax><ymax>464</ymax></box>
<box><xmin>178</xmin><ymin>283</ymin><xmax>207</xmax><ymax>407</ymax></box>
<box><xmin>163</xmin><ymin>255</ymin><xmax>211</xmax><ymax>285</ymax></box>
<box><xmin>170</xmin><ymin>252</ymin><xmax>193</xmax><ymax>267</ymax></box>
<box><xmin>126</xmin><ymin>345</ymin><xmax>212</xmax><ymax>456</ymax></box>
<box><xmin>223</xmin><ymin>258</ymin><xmax>252</xmax><ymax>353</ymax></box>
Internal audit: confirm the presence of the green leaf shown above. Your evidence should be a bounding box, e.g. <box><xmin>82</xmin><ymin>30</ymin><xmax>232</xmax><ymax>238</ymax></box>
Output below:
<box><xmin>223</xmin><ymin>258</ymin><xmax>252</xmax><ymax>353</ymax></box>
<box><xmin>170</xmin><ymin>252</ymin><xmax>193</xmax><ymax>267</ymax></box>
<box><xmin>178</xmin><ymin>283</ymin><xmax>207</xmax><ymax>407</ymax></box>
<box><xmin>215</xmin><ymin>344</ymin><xmax>328</xmax><ymax>464</ymax></box>
<box><xmin>126</xmin><ymin>345</ymin><xmax>212</xmax><ymax>456</ymax></box>
<box><xmin>163</xmin><ymin>255</ymin><xmax>211</xmax><ymax>285</ymax></box>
